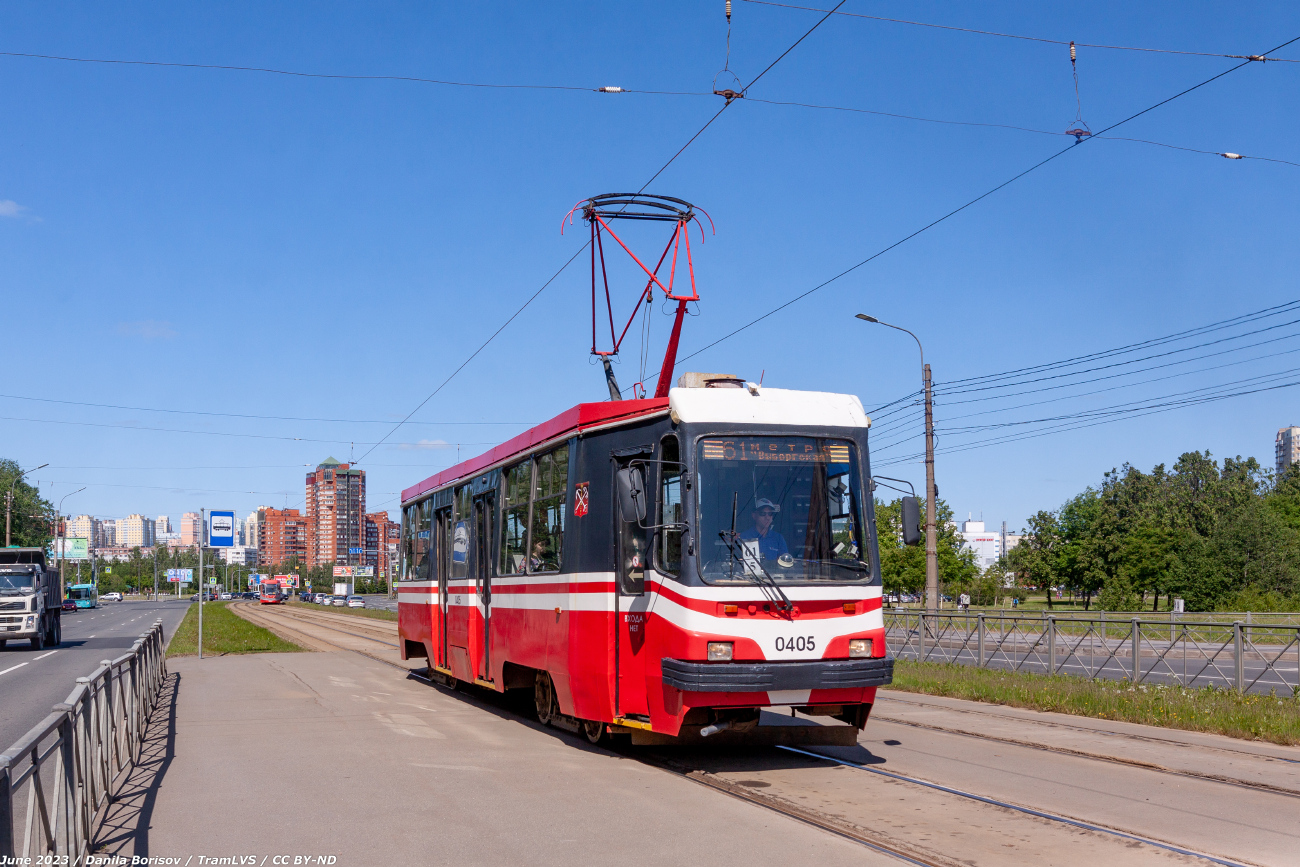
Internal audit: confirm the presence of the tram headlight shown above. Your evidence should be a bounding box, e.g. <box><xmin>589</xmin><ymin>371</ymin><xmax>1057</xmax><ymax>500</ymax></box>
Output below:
<box><xmin>849</xmin><ymin>639</ymin><xmax>871</xmax><ymax>658</ymax></box>
<box><xmin>707</xmin><ymin>641</ymin><xmax>733</xmax><ymax>662</ymax></box>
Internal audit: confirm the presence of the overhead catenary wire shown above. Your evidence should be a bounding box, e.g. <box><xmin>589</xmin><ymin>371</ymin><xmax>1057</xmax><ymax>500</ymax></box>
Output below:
<box><xmin>643</xmin><ymin>38</ymin><xmax>1300</xmax><ymax>387</ymax></box>
<box><xmin>358</xmin><ymin>2</ymin><xmax>847</xmax><ymax>463</ymax></box>
<box><xmin>742</xmin><ymin>1</ymin><xmax>1300</xmax><ymax>62</ymax></box>
<box><xmin>744</xmin><ymin>97</ymin><xmax>1300</xmax><ymax>167</ymax></box>
<box><xmin>0</xmin><ymin>50</ymin><xmax>711</xmax><ymax>96</ymax></box>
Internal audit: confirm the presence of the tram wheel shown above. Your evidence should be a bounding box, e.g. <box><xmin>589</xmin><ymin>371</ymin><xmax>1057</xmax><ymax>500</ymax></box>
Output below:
<box><xmin>534</xmin><ymin>671</ymin><xmax>556</xmax><ymax>725</ymax></box>
<box><xmin>581</xmin><ymin>719</ymin><xmax>606</xmax><ymax>745</ymax></box>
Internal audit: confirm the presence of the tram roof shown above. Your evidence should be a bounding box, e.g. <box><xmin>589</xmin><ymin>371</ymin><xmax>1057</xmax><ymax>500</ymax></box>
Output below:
<box><xmin>401</xmin><ymin>398</ymin><xmax>669</xmax><ymax>504</ymax></box>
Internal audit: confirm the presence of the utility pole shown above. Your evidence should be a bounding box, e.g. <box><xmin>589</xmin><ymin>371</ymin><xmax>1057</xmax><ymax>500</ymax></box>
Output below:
<box><xmin>57</xmin><ymin>487</ymin><xmax>86</xmax><ymax>603</ymax></box>
<box><xmin>199</xmin><ymin>508</ymin><xmax>204</xmax><ymax>660</ymax></box>
<box><xmin>923</xmin><ymin>362</ymin><xmax>938</xmax><ymax>612</ymax></box>
<box><xmin>856</xmin><ymin>314</ymin><xmax>940</xmax><ymax>611</ymax></box>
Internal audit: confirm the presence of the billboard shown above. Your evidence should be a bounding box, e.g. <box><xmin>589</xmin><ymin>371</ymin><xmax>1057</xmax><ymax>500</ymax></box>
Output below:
<box><xmin>49</xmin><ymin>538</ymin><xmax>90</xmax><ymax>561</ymax></box>
<box><xmin>248</xmin><ymin>573</ymin><xmax>264</xmax><ymax>586</ymax></box>
<box><xmin>165</xmin><ymin>568</ymin><xmax>194</xmax><ymax>584</ymax></box>
<box><xmin>273</xmin><ymin>574</ymin><xmax>299</xmax><ymax>588</ymax></box>
<box><xmin>333</xmin><ymin>565</ymin><xmax>374</xmax><ymax>578</ymax></box>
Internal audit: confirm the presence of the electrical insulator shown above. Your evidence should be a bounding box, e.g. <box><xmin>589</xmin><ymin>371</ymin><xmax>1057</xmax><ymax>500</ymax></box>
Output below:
<box><xmin>1070</xmin><ymin>41</ymin><xmax>1076</xmax><ymax>63</ymax></box>
<box><xmin>598</xmin><ymin>86</ymin><xmax>624</xmax><ymax>93</ymax></box>
<box><xmin>1221</xmin><ymin>152</ymin><xmax>1243</xmax><ymax>159</ymax></box>
<box><xmin>726</xmin><ymin>0</ymin><xmax>732</xmax><ymax>21</ymax></box>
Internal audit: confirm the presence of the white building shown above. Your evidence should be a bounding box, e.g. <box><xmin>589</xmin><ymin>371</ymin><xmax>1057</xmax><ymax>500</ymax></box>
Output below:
<box><xmin>156</xmin><ymin>515</ymin><xmax>172</xmax><ymax>535</ymax></box>
<box><xmin>99</xmin><ymin>520</ymin><xmax>118</xmax><ymax>548</ymax></box>
<box><xmin>958</xmin><ymin>517</ymin><xmax>1023</xmax><ymax>570</ymax></box>
<box><xmin>1277</xmin><ymin>426</ymin><xmax>1300</xmax><ymax>477</ymax></box>
<box><xmin>219</xmin><ymin>546</ymin><xmax>260</xmax><ymax>566</ymax></box>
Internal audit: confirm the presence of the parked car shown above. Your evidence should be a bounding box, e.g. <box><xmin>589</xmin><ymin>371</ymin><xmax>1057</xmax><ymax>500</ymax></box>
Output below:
<box><xmin>331</xmin><ymin>595</ymin><xmax>347</xmax><ymax>606</ymax></box>
<box><xmin>102</xmin><ymin>592</ymin><xmax>123</xmax><ymax>602</ymax></box>
<box><xmin>316</xmin><ymin>595</ymin><xmax>331</xmax><ymax>605</ymax></box>
<box><xmin>62</xmin><ymin>598</ymin><xmax>77</xmax><ymax>612</ymax></box>
<box><xmin>346</xmin><ymin>595</ymin><xmax>365</xmax><ymax>609</ymax></box>
<box><xmin>220</xmin><ymin>592</ymin><xmax>232</xmax><ymax>600</ymax></box>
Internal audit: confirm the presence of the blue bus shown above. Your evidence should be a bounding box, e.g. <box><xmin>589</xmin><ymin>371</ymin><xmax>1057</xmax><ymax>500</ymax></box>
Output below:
<box><xmin>68</xmin><ymin>584</ymin><xmax>98</xmax><ymax>609</ymax></box>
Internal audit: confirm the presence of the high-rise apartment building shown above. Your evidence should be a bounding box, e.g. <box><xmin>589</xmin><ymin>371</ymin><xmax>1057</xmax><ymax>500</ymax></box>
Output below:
<box><xmin>305</xmin><ymin>458</ymin><xmax>366</xmax><ymax>567</ymax></box>
<box><xmin>180</xmin><ymin>512</ymin><xmax>202</xmax><ymax>547</ymax></box>
<box><xmin>156</xmin><ymin>515</ymin><xmax>172</xmax><ymax>535</ymax></box>
<box><xmin>118</xmin><ymin>514</ymin><xmax>156</xmax><ymax>548</ymax></box>
<box><xmin>66</xmin><ymin>515</ymin><xmax>98</xmax><ymax>547</ymax></box>
<box><xmin>244</xmin><ymin>509</ymin><xmax>264</xmax><ymax>553</ymax></box>
<box><xmin>257</xmin><ymin>508</ymin><xmax>309</xmax><ymax>566</ymax></box>
<box><xmin>364</xmin><ymin>511</ymin><xmax>400</xmax><ymax>577</ymax></box>
<box><xmin>1277</xmin><ymin>427</ymin><xmax>1300</xmax><ymax>477</ymax></box>
<box><xmin>100</xmin><ymin>520</ymin><xmax>117</xmax><ymax>547</ymax></box>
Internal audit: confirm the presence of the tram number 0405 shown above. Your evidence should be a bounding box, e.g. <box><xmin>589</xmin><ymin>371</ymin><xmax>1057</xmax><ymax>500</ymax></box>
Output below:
<box><xmin>775</xmin><ymin>636</ymin><xmax>815</xmax><ymax>652</ymax></box>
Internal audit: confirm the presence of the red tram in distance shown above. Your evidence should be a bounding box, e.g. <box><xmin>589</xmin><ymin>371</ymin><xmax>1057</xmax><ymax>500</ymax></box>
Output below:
<box><xmin>259</xmin><ymin>583</ymin><xmax>284</xmax><ymax>604</ymax></box>
<box><xmin>397</xmin><ymin>378</ymin><xmax>905</xmax><ymax>742</ymax></box>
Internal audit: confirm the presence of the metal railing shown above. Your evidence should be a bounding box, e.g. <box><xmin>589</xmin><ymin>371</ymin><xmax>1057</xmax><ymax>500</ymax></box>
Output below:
<box><xmin>0</xmin><ymin>620</ymin><xmax>168</xmax><ymax>860</ymax></box>
<box><xmin>885</xmin><ymin>610</ymin><xmax>1300</xmax><ymax>696</ymax></box>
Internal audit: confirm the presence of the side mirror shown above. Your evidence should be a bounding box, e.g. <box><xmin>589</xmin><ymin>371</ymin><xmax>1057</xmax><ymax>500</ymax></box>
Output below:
<box><xmin>900</xmin><ymin>496</ymin><xmax>923</xmax><ymax>546</ymax></box>
<box><xmin>615</xmin><ymin>467</ymin><xmax>647</xmax><ymax>524</ymax></box>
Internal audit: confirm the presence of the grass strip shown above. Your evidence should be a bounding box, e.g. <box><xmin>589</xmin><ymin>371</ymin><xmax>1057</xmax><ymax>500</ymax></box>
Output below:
<box><xmin>167</xmin><ymin>601</ymin><xmax>305</xmax><ymax>657</ymax></box>
<box><xmin>288</xmin><ymin>600</ymin><xmax>397</xmax><ymax>621</ymax></box>
<box><xmin>889</xmin><ymin>660</ymin><xmax>1300</xmax><ymax>746</ymax></box>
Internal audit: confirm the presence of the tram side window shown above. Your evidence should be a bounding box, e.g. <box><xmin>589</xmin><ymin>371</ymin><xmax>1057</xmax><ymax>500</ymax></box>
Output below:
<box><xmin>400</xmin><ymin>505</ymin><xmax>416</xmax><ymax>582</ymax></box>
<box><xmin>500</xmin><ymin>461</ymin><xmax>531</xmax><ymax>575</ymax></box>
<box><xmin>413</xmin><ymin>499</ymin><xmax>433</xmax><ymax>581</ymax></box>
<box><xmin>451</xmin><ymin>487</ymin><xmax>471</xmax><ymax>581</ymax></box>
<box><xmin>658</xmin><ymin>435</ymin><xmax>683</xmax><ymax>576</ymax></box>
<box><xmin>529</xmin><ymin>444</ymin><xmax>569</xmax><ymax>573</ymax></box>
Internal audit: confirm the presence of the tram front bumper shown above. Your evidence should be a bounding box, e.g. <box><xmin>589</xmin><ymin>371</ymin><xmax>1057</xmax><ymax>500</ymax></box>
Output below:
<box><xmin>659</xmin><ymin>656</ymin><xmax>894</xmax><ymax>693</ymax></box>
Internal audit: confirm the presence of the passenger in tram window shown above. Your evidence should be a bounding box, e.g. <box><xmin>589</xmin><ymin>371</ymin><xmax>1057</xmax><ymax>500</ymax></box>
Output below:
<box><xmin>739</xmin><ymin>498</ymin><xmax>789</xmax><ymax>561</ymax></box>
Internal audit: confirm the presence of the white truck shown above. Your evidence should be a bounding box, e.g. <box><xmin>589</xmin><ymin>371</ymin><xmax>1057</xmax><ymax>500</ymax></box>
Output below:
<box><xmin>333</xmin><ymin>581</ymin><xmax>353</xmax><ymax>598</ymax></box>
<box><xmin>0</xmin><ymin>547</ymin><xmax>62</xmax><ymax>650</ymax></box>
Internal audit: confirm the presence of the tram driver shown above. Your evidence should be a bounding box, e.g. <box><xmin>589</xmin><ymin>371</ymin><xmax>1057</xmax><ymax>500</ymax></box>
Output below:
<box><xmin>739</xmin><ymin>498</ymin><xmax>789</xmax><ymax>561</ymax></box>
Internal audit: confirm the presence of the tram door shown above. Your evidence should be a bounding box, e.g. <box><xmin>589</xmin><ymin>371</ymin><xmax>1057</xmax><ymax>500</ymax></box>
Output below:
<box><xmin>615</xmin><ymin>459</ymin><xmax>649</xmax><ymax>717</ymax></box>
<box><xmin>472</xmin><ymin>493</ymin><xmax>496</xmax><ymax>683</ymax></box>
<box><xmin>435</xmin><ymin>507</ymin><xmax>452</xmax><ymax>669</ymax></box>
<box><xmin>446</xmin><ymin>494</ymin><xmax>471</xmax><ymax>676</ymax></box>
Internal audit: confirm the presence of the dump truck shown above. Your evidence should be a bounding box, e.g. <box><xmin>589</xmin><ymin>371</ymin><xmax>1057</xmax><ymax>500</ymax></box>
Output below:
<box><xmin>0</xmin><ymin>547</ymin><xmax>62</xmax><ymax>650</ymax></box>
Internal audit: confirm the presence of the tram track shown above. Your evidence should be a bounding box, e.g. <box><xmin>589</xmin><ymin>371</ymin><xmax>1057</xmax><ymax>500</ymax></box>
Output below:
<box><xmin>229</xmin><ymin>601</ymin><xmax>1276</xmax><ymax>867</ymax></box>
<box><xmin>869</xmin><ymin>707</ymin><xmax>1300</xmax><ymax>800</ymax></box>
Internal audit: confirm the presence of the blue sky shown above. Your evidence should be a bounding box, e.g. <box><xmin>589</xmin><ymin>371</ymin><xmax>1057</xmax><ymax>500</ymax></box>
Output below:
<box><xmin>3</xmin><ymin>2</ymin><xmax>1298</xmax><ymax>531</ymax></box>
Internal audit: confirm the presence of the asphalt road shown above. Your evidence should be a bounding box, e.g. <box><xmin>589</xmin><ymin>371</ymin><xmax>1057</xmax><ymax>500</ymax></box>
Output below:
<box><xmin>0</xmin><ymin>598</ymin><xmax>189</xmax><ymax>751</ymax></box>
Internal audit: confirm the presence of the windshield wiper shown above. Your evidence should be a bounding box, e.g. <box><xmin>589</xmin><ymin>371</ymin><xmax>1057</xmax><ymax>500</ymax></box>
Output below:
<box><xmin>717</xmin><ymin>491</ymin><xmax>792</xmax><ymax>612</ymax></box>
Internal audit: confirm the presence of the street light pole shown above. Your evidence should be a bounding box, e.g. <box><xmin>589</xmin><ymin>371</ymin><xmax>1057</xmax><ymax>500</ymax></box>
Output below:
<box><xmin>56</xmin><ymin>487</ymin><xmax>86</xmax><ymax>603</ymax></box>
<box><xmin>856</xmin><ymin>314</ymin><xmax>940</xmax><ymax>612</ymax></box>
<box><xmin>6</xmin><ymin>462</ymin><xmax>49</xmax><ymax>547</ymax></box>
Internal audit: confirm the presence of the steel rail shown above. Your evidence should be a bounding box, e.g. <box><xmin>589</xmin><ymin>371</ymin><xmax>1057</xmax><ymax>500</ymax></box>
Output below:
<box><xmin>779</xmin><ymin>745</ymin><xmax>1256</xmax><ymax>867</ymax></box>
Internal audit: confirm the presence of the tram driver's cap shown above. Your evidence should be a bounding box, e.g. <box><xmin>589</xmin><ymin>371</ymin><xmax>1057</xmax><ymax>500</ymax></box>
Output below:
<box><xmin>754</xmin><ymin>498</ymin><xmax>781</xmax><ymax>513</ymax></box>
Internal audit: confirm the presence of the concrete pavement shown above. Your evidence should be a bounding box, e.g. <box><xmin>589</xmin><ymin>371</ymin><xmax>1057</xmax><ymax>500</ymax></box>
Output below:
<box><xmin>96</xmin><ymin>650</ymin><xmax>890</xmax><ymax>866</ymax></box>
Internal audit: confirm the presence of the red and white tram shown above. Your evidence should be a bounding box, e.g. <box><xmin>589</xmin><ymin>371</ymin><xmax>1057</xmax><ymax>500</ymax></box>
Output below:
<box><xmin>397</xmin><ymin>194</ymin><xmax>912</xmax><ymax>742</ymax></box>
<box><xmin>397</xmin><ymin>381</ymin><xmax>911</xmax><ymax>741</ymax></box>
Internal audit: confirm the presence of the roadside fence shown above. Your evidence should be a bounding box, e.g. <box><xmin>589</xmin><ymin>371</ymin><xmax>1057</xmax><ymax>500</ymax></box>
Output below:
<box><xmin>885</xmin><ymin>610</ymin><xmax>1300</xmax><ymax>696</ymax></box>
<box><xmin>0</xmin><ymin>619</ymin><xmax>168</xmax><ymax>860</ymax></box>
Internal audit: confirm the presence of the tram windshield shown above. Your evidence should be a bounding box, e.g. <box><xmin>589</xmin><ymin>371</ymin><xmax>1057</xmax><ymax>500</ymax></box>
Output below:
<box><xmin>696</xmin><ymin>436</ymin><xmax>869</xmax><ymax>584</ymax></box>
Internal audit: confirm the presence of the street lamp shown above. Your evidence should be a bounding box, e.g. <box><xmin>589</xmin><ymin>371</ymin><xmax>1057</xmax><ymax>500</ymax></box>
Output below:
<box><xmin>56</xmin><ymin>487</ymin><xmax>86</xmax><ymax>600</ymax></box>
<box><xmin>855</xmin><ymin>314</ymin><xmax>939</xmax><ymax>612</ymax></box>
<box><xmin>6</xmin><ymin>463</ymin><xmax>50</xmax><ymax>547</ymax></box>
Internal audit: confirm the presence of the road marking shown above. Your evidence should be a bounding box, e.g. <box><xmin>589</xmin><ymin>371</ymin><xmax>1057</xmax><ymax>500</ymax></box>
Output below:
<box><xmin>0</xmin><ymin>662</ymin><xmax>29</xmax><ymax>677</ymax></box>
<box><xmin>33</xmin><ymin>650</ymin><xmax>58</xmax><ymax>661</ymax></box>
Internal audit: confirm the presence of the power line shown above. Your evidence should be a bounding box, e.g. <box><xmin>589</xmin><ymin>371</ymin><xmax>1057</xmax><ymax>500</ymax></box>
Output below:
<box><xmin>939</xmin><ymin>298</ymin><xmax>1300</xmax><ymax>387</ymax></box>
<box><xmin>640</xmin><ymin>38</ymin><xmax>1299</xmax><ymax>386</ymax></box>
<box><xmin>0</xmin><ymin>392</ymin><xmax>534</xmax><ymax>425</ymax></box>
<box><xmin>742</xmin><ymin>1</ymin><xmax>1300</xmax><ymax>62</ymax></box>
<box><xmin>0</xmin><ymin>50</ymin><xmax>712</xmax><ymax>95</ymax></box>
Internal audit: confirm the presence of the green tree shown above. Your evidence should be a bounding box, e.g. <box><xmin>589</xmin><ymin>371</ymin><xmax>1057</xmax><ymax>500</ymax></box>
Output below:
<box><xmin>875</xmin><ymin>497</ymin><xmax>977</xmax><ymax>601</ymax></box>
<box><xmin>0</xmin><ymin>458</ymin><xmax>54</xmax><ymax>549</ymax></box>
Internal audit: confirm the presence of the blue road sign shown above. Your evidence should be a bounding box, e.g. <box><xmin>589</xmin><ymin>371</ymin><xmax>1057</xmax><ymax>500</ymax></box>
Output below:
<box><xmin>209</xmin><ymin>510</ymin><xmax>236</xmax><ymax>547</ymax></box>
<box><xmin>348</xmin><ymin>546</ymin><xmax>363</xmax><ymax>554</ymax></box>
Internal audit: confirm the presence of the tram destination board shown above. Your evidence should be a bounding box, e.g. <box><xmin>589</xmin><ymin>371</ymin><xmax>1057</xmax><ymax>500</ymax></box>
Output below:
<box><xmin>701</xmin><ymin>438</ymin><xmax>850</xmax><ymax>464</ymax></box>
